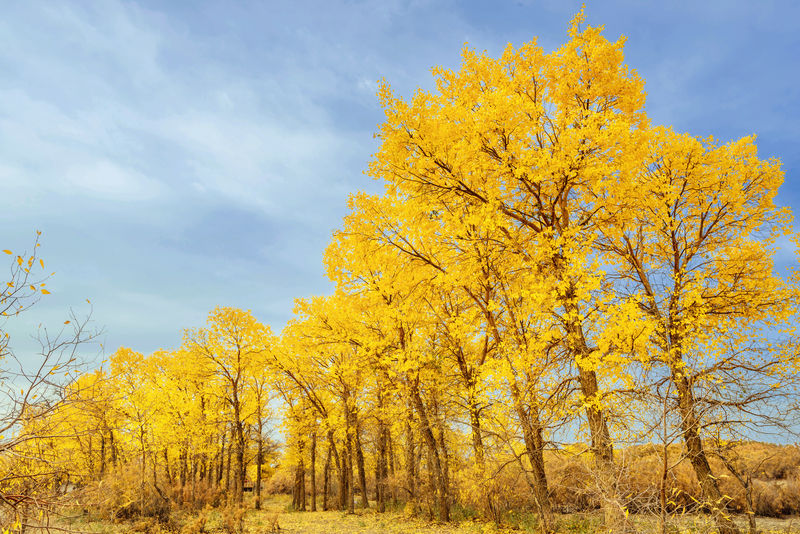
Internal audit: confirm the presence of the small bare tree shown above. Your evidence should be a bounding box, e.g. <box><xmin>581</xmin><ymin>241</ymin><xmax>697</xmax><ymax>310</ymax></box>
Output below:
<box><xmin>0</xmin><ymin>233</ymin><xmax>99</xmax><ymax>531</ymax></box>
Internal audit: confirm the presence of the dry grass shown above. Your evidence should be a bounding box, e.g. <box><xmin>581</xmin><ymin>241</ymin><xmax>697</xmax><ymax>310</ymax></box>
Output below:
<box><xmin>54</xmin><ymin>495</ymin><xmax>495</xmax><ymax>534</ymax></box>
<box><xmin>50</xmin><ymin>495</ymin><xmax>800</xmax><ymax>534</ymax></box>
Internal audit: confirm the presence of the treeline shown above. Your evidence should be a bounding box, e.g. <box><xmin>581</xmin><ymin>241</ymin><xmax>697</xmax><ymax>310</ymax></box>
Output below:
<box><xmin>13</xmin><ymin>316</ymin><xmax>279</xmax><ymax>515</ymax></box>
<box><xmin>4</xmin><ymin>11</ymin><xmax>800</xmax><ymax>534</ymax></box>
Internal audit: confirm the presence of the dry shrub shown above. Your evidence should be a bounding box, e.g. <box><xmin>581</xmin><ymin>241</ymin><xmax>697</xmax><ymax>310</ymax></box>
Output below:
<box><xmin>754</xmin><ymin>479</ymin><xmax>781</xmax><ymax>516</ymax></box>
<box><xmin>619</xmin><ymin>447</ymin><xmax>662</xmax><ymax>513</ymax></box>
<box><xmin>461</xmin><ymin>457</ymin><xmax>532</xmax><ymax>520</ymax></box>
<box><xmin>221</xmin><ymin>504</ymin><xmax>246</xmax><ymax>534</ymax></box>
<box><xmin>730</xmin><ymin>442</ymin><xmax>800</xmax><ymax>480</ymax></box>
<box><xmin>168</xmin><ymin>479</ymin><xmax>222</xmax><ymax>510</ymax></box>
<box><xmin>751</xmin><ymin>479</ymin><xmax>800</xmax><ymax>517</ymax></box>
<box><xmin>449</xmin><ymin>442</ymin><xmax>800</xmax><ymax>521</ymax></box>
<box><xmin>82</xmin><ymin>463</ymin><xmax>171</xmax><ymax>523</ymax></box>
<box><xmin>180</xmin><ymin>505</ymin><xmax>211</xmax><ymax>534</ymax></box>
<box><xmin>610</xmin><ymin>442</ymin><xmax>800</xmax><ymax>517</ymax></box>
<box><xmin>382</xmin><ymin>470</ymin><xmax>404</xmax><ymax>505</ymax></box>
<box><xmin>264</xmin><ymin>512</ymin><xmax>281</xmax><ymax>533</ymax></box>
<box><xmin>615</xmin><ymin>444</ymin><xmax>698</xmax><ymax>513</ymax></box>
<box><xmin>264</xmin><ymin>465</ymin><xmax>294</xmax><ymax>495</ymax></box>
<box><xmin>546</xmin><ymin>452</ymin><xmax>595</xmax><ymax>513</ymax></box>
<box><xmin>448</xmin><ymin>442</ymin><xmax>800</xmax><ymax>521</ymax></box>
<box><xmin>453</xmin><ymin>463</ymin><xmax>492</xmax><ymax>518</ymax></box>
<box><xmin>663</xmin><ymin>459</ymin><xmax>702</xmax><ymax>511</ymax></box>
<box><xmin>710</xmin><ymin>443</ymin><xmax>800</xmax><ymax>516</ymax></box>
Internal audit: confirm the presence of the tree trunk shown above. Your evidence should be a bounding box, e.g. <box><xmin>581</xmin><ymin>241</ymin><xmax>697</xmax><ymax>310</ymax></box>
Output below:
<box><xmin>232</xmin><ymin>413</ymin><xmax>246</xmax><ymax>505</ymax></box>
<box><xmin>292</xmin><ymin>464</ymin><xmax>300</xmax><ymax>510</ymax></box>
<box><xmin>388</xmin><ymin>430</ymin><xmax>397</xmax><ymax>504</ymax></box>
<box><xmin>191</xmin><ymin>452</ymin><xmax>198</xmax><ymax>504</ymax></box>
<box><xmin>180</xmin><ymin>447</ymin><xmax>187</xmax><ymax>489</ymax></box>
<box><xmin>300</xmin><ymin>456</ymin><xmax>307</xmax><ymax>511</ymax></box>
<box><xmin>323</xmin><ymin>444</ymin><xmax>332</xmax><ymax>511</ymax></box>
<box><xmin>566</xmin><ymin>296</ymin><xmax>627</xmax><ymax>531</ymax></box>
<box><xmin>376</xmin><ymin>421</ymin><xmax>388</xmax><ymax>513</ymax></box>
<box><xmin>674</xmin><ymin>368</ymin><xmax>739</xmax><ymax>534</ymax></box>
<box><xmin>345</xmin><ymin>432</ymin><xmax>355</xmax><ymax>514</ymax></box>
<box><xmin>139</xmin><ymin>427</ymin><xmax>146</xmax><ymax>516</ymax></box>
<box><xmin>660</xmin><ymin>441</ymin><xmax>668</xmax><ymax>534</ymax></box>
<box><xmin>354</xmin><ymin>423</ymin><xmax>369</xmax><ymax>508</ymax></box>
<box><xmin>298</xmin><ymin>439</ymin><xmax>307</xmax><ymax>511</ymax></box>
<box><xmin>255</xmin><ymin>423</ymin><xmax>264</xmax><ymax>510</ymax></box>
<box><xmin>109</xmin><ymin>429</ymin><xmax>117</xmax><ymax>468</ymax></box>
<box><xmin>468</xmin><ymin>393</ymin><xmax>497</xmax><ymax>521</ymax></box>
<box><xmin>99</xmin><ymin>434</ymin><xmax>106</xmax><ymax>478</ymax></box>
<box><xmin>326</xmin><ymin>432</ymin><xmax>344</xmax><ymax>511</ymax></box>
<box><xmin>332</xmin><ymin>436</ymin><xmax>346</xmax><ymax>511</ymax></box>
<box><xmin>217</xmin><ymin>432</ymin><xmax>226</xmax><ymax>487</ymax></box>
<box><xmin>152</xmin><ymin>449</ymin><xmax>158</xmax><ymax>489</ymax></box>
<box><xmin>577</xmin><ymin>366</ymin><xmax>627</xmax><ymax>529</ymax></box>
<box><xmin>745</xmin><ymin>475</ymin><xmax>757</xmax><ymax>534</ymax></box>
<box><xmin>409</xmin><ymin>379</ymin><xmax>449</xmax><ymax>521</ymax></box>
<box><xmin>405</xmin><ymin>419</ymin><xmax>416</xmax><ymax>506</ymax></box>
<box><xmin>164</xmin><ymin>449</ymin><xmax>172</xmax><ymax>485</ymax></box>
<box><xmin>509</xmin><ymin>380</ymin><xmax>554</xmax><ymax>534</ymax></box>
<box><xmin>292</xmin><ymin>437</ymin><xmax>307</xmax><ymax>511</ymax></box>
<box><xmin>225</xmin><ymin>430</ymin><xmax>232</xmax><ymax>495</ymax></box>
<box><xmin>310</xmin><ymin>432</ymin><xmax>317</xmax><ymax>511</ymax></box>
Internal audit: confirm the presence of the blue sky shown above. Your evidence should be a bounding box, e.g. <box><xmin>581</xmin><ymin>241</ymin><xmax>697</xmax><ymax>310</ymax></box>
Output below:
<box><xmin>1</xmin><ymin>0</ymin><xmax>798</xmax><ymax>362</ymax></box>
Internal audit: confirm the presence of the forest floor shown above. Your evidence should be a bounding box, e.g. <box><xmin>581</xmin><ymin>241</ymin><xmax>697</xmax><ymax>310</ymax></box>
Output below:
<box><xmin>51</xmin><ymin>495</ymin><xmax>800</xmax><ymax>534</ymax></box>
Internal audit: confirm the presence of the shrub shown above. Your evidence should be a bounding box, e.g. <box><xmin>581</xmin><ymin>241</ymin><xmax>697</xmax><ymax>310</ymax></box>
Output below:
<box><xmin>80</xmin><ymin>463</ymin><xmax>171</xmax><ymax>523</ymax></box>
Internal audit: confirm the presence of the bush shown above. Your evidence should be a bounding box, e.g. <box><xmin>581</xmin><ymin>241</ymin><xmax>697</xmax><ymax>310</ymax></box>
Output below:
<box><xmin>221</xmin><ymin>504</ymin><xmax>246</xmax><ymax>534</ymax></box>
<box><xmin>168</xmin><ymin>478</ymin><xmax>223</xmax><ymax>510</ymax></box>
<box><xmin>80</xmin><ymin>463</ymin><xmax>171</xmax><ymax>523</ymax></box>
<box><xmin>264</xmin><ymin>465</ymin><xmax>295</xmax><ymax>495</ymax></box>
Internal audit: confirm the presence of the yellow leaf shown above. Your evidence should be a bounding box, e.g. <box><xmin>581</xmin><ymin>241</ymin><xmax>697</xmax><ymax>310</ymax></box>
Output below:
<box><xmin>2</xmin><ymin>250</ymin><xmax>10</xmax><ymax>255</ymax></box>
<box><xmin>41</xmin><ymin>289</ymin><xmax>51</xmax><ymax>295</ymax></box>
<box><xmin>64</xmin><ymin>320</ymin><xmax>71</xmax><ymax>325</ymax></box>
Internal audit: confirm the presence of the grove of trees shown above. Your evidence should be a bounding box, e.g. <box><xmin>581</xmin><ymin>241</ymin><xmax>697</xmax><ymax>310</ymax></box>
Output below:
<box><xmin>2</xmin><ymin>12</ymin><xmax>799</xmax><ymax>534</ymax></box>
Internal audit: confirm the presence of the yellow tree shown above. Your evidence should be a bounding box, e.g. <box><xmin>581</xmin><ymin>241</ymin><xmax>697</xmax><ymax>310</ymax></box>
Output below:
<box><xmin>108</xmin><ymin>347</ymin><xmax>160</xmax><ymax>510</ymax></box>
<box><xmin>326</xmin><ymin>217</ymin><xmax>458</xmax><ymax>521</ymax></box>
<box><xmin>597</xmin><ymin>127</ymin><xmax>798</xmax><ymax>534</ymax></box>
<box><xmin>269</xmin><ymin>319</ymin><xmax>343</xmax><ymax>511</ymax></box>
<box><xmin>333</xmin><ymin>191</ymin><xmax>565</xmax><ymax>527</ymax></box>
<box><xmin>147</xmin><ymin>349</ymin><xmax>221</xmax><ymax>503</ymax></box>
<box><xmin>243</xmin><ymin>349</ymin><xmax>274</xmax><ymax>510</ymax></box>
<box><xmin>183</xmin><ymin>307</ymin><xmax>273</xmax><ymax>506</ymax></box>
<box><xmin>360</xmin><ymin>11</ymin><xmax>650</xmax><ymax>527</ymax></box>
<box><xmin>61</xmin><ymin>369</ymin><xmax>120</xmax><ymax>480</ymax></box>
<box><xmin>282</xmin><ymin>293</ymin><xmax>378</xmax><ymax>513</ymax></box>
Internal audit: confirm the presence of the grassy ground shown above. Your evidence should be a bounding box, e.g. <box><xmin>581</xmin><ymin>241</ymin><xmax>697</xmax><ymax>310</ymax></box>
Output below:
<box><xmin>51</xmin><ymin>495</ymin><xmax>800</xmax><ymax>533</ymax></box>
<box><xmin>55</xmin><ymin>496</ymin><xmax>483</xmax><ymax>534</ymax></box>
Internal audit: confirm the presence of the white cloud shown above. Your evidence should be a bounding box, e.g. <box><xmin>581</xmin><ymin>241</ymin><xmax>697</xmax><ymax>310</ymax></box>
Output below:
<box><xmin>63</xmin><ymin>159</ymin><xmax>167</xmax><ymax>201</ymax></box>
